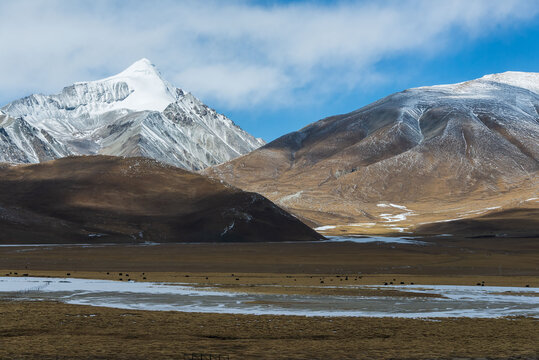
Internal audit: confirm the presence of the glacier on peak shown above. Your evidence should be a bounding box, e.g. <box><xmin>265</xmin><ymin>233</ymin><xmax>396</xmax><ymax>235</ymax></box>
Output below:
<box><xmin>1</xmin><ymin>59</ymin><xmax>265</xmax><ymax>170</ymax></box>
<box><xmin>91</xmin><ymin>57</ymin><xmax>178</xmax><ymax>112</ymax></box>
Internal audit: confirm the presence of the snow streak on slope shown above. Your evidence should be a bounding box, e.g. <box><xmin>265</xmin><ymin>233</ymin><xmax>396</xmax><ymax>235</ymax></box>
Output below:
<box><xmin>1</xmin><ymin>59</ymin><xmax>264</xmax><ymax>169</ymax></box>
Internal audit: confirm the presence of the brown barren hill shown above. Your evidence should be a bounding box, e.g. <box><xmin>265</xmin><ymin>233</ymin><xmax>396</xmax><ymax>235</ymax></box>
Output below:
<box><xmin>205</xmin><ymin>73</ymin><xmax>539</xmax><ymax>231</ymax></box>
<box><xmin>415</xmin><ymin>206</ymin><xmax>539</xmax><ymax>238</ymax></box>
<box><xmin>0</xmin><ymin>155</ymin><xmax>323</xmax><ymax>244</ymax></box>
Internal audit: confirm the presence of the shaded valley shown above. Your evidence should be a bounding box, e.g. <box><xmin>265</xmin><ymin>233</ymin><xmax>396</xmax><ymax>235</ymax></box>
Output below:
<box><xmin>0</xmin><ymin>156</ymin><xmax>322</xmax><ymax>244</ymax></box>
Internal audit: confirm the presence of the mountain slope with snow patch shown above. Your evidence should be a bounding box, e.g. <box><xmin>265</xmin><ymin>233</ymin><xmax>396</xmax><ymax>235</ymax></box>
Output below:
<box><xmin>206</xmin><ymin>71</ymin><xmax>539</xmax><ymax>225</ymax></box>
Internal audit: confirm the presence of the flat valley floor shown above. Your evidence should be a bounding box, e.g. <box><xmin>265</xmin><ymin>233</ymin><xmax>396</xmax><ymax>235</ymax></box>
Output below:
<box><xmin>1</xmin><ymin>237</ymin><xmax>538</xmax><ymax>359</ymax></box>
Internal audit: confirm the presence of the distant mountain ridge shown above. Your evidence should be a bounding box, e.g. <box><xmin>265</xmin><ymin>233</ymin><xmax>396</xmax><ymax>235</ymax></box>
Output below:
<box><xmin>1</xmin><ymin>59</ymin><xmax>265</xmax><ymax>170</ymax></box>
<box><xmin>206</xmin><ymin>71</ymin><xmax>539</xmax><ymax>228</ymax></box>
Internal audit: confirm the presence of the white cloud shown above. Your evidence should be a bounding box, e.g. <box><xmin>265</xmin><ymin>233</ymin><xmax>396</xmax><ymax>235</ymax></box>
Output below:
<box><xmin>0</xmin><ymin>0</ymin><xmax>537</xmax><ymax>108</ymax></box>
<box><xmin>175</xmin><ymin>63</ymin><xmax>291</xmax><ymax>107</ymax></box>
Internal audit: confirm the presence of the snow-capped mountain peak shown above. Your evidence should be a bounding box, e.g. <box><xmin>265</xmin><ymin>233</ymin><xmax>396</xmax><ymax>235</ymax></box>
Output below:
<box><xmin>115</xmin><ymin>58</ymin><xmax>158</xmax><ymax>77</ymax></box>
<box><xmin>419</xmin><ymin>71</ymin><xmax>539</xmax><ymax>96</ymax></box>
<box><xmin>94</xmin><ymin>58</ymin><xmax>179</xmax><ymax>112</ymax></box>
<box><xmin>479</xmin><ymin>71</ymin><xmax>539</xmax><ymax>94</ymax></box>
<box><xmin>1</xmin><ymin>59</ymin><xmax>265</xmax><ymax>169</ymax></box>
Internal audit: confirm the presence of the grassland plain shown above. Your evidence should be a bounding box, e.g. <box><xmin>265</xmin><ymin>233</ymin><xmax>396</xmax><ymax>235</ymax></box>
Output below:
<box><xmin>1</xmin><ymin>237</ymin><xmax>538</xmax><ymax>359</ymax></box>
<box><xmin>0</xmin><ymin>300</ymin><xmax>537</xmax><ymax>360</ymax></box>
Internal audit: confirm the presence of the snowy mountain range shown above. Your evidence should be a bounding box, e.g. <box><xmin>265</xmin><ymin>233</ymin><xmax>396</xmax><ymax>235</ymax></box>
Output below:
<box><xmin>1</xmin><ymin>59</ymin><xmax>265</xmax><ymax>170</ymax></box>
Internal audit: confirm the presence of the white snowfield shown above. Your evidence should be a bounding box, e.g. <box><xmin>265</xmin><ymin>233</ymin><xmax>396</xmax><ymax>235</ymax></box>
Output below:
<box><xmin>1</xmin><ymin>58</ymin><xmax>265</xmax><ymax>170</ymax></box>
<box><xmin>91</xmin><ymin>58</ymin><xmax>178</xmax><ymax>113</ymax></box>
<box><xmin>0</xmin><ymin>277</ymin><xmax>537</xmax><ymax>318</ymax></box>
<box><xmin>314</xmin><ymin>225</ymin><xmax>336</xmax><ymax>231</ymax></box>
<box><xmin>421</xmin><ymin>71</ymin><xmax>539</xmax><ymax>95</ymax></box>
<box><xmin>377</xmin><ymin>203</ymin><xmax>407</xmax><ymax>210</ymax></box>
<box><xmin>479</xmin><ymin>71</ymin><xmax>539</xmax><ymax>94</ymax></box>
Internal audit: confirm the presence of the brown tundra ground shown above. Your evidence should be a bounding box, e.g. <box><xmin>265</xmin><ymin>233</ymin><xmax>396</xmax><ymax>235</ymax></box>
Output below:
<box><xmin>1</xmin><ymin>236</ymin><xmax>538</xmax><ymax>359</ymax></box>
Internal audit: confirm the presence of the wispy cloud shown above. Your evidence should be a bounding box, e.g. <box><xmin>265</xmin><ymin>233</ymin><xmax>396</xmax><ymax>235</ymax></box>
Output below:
<box><xmin>0</xmin><ymin>0</ymin><xmax>537</xmax><ymax>108</ymax></box>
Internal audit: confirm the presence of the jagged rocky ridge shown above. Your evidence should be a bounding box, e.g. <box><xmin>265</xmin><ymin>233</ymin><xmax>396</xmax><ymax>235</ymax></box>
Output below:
<box><xmin>1</xmin><ymin>59</ymin><xmax>265</xmax><ymax>170</ymax></box>
<box><xmin>0</xmin><ymin>110</ymin><xmax>69</xmax><ymax>163</ymax></box>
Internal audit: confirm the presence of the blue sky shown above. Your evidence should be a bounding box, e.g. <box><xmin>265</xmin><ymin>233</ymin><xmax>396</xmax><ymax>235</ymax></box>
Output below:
<box><xmin>230</xmin><ymin>12</ymin><xmax>539</xmax><ymax>140</ymax></box>
<box><xmin>1</xmin><ymin>0</ymin><xmax>538</xmax><ymax>141</ymax></box>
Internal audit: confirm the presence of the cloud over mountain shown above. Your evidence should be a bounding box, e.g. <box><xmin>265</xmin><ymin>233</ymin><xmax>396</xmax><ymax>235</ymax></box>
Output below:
<box><xmin>1</xmin><ymin>0</ymin><xmax>538</xmax><ymax>108</ymax></box>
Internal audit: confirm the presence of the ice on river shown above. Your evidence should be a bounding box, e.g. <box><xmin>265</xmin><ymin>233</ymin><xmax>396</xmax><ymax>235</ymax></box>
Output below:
<box><xmin>323</xmin><ymin>236</ymin><xmax>426</xmax><ymax>245</ymax></box>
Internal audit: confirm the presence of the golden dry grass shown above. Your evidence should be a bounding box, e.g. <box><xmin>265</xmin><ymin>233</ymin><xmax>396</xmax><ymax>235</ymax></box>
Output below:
<box><xmin>1</xmin><ymin>237</ymin><xmax>537</xmax><ymax>280</ymax></box>
<box><xmin>0</xmin><ymin>301</ymin><xmax>537</xmax><ymax>360</ymax></box>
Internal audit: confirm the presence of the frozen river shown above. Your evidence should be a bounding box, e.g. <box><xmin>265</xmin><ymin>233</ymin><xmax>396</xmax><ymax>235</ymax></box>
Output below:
<box><xmin>1</xmin><ymin>277</ymin><xmax>537</xmax><ymax>318</ymax></box>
